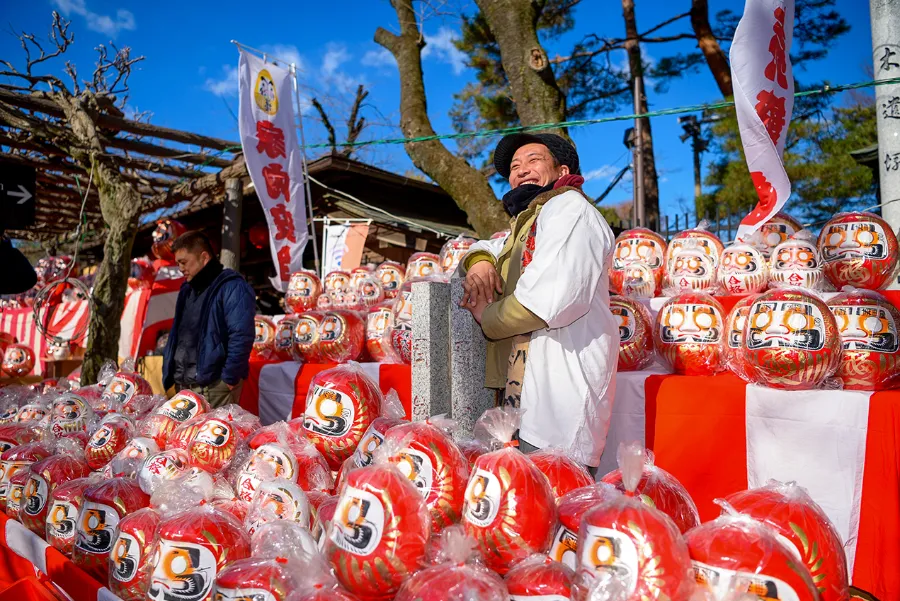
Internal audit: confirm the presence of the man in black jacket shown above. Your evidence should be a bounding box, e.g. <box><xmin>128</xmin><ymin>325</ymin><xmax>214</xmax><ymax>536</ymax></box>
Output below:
<box><xmin>162</xmin><ymin>231</ymin><xmax>256</xmax><ymax>407</ymax></box>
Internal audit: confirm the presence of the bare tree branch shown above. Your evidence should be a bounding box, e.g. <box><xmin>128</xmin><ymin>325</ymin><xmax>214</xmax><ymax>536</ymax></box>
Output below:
<box><xmin>343</xmin><ymin>84</ymin><xmax>369</xmax><ymax>157</ymax></box>
<box><xmin>310</xmin><ymin>97</ymin><xmax>338</xmax><ymax>154</ymax></box>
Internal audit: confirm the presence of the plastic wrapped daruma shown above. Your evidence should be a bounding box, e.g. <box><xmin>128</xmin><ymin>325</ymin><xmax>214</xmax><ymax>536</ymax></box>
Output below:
<box><xmin>355</xmin><ymin>275</ymin><xmax>386</xmax><ymax>309</ymax></box>
<box><xmin>274</xmin><ymin>316</ymin><xmax>300</xmax><ymax>362</ymax></box>
<box><xmin>654</xmin><ymin>292</ymin><xmax>725</xmax><ymax>376</ymax></box>
<box><xmin>15</xmin><ymin>401</ymin><xmax>48</xmax><ymax>425</ymax></box>
<box><xmin>6</xmin><ymin>469</ymin><xmax>29</xmax><ymax>519</ymax></box>
<box><xmin>236</xmin><ymin>425</ymin><xmax>332</xmax><ymax>502</ymax></box>
<box><xmin>722</xmin><ymin>294</ymin><xmax>760</xmax><ymax>381</ymax></box>
<box><xmin>351</xmin><ymin>390</ymin><xmax>407</xmax><ymax>469</ymax></box>
<box><xmin>138</xmin><ymin>449</ymin><xmax>192</xmax><ymax>495</ymax></box>
<box><xmin>724</xmin><ymin>481</ymin><xmax>849</xmax><ymax>601</ymax></box>
<box><xmin>718</xmin><ymin>242</ymin><xmax>769</xmax><ymax>295</ymax></box>
<box><xmin>99</xmin><ymin>372</ymin><xmax>152</xmax><ymax>412</ymax></box>
<box><xmin>148</xmin><ymin>506</ymin><xmax>251</xmax><ymax>601</ymax></box>
<box><xmin>2</xmin><ymin>344</ymin><xmax>35</xmax><ymax>378</ymax></box>
<box><xmin>318</xmin><ymin>310</ymin><xmax>365</xmax><ymax>364</ymax></box>
<box><xmin>665</xmin><ymin>224</ymin><xmax>725</xmax><ymax>269</ymax></box>
<box><xmin>769</xmin><ymin>235</ymin><xmax>823</xmax><ymax>290</ymax></box>
<box><xmin>818</xmin><ymin>211</ymin><xmax>900</xmax><ymax>290</ymax></box>
<box><xmin>610</xmin><ymin>228</ymin><xmax>667</xmax><ymax>298</ymax></box>
<box><xmin>383</xmin><ymin>418</ymin><xmax>470</xmax><ymax>532</ymax></box>
<box><xmin>325</xmin><ymin>462</ymin><xmax>431</xmax><ymax>601</ymax></box>
<box><xmin>664</xmin><ymin>247</ymin><xmax>718</xmax><ymax>294</ymax></box>
<box><xmin>742</xmin><ymin>287</ymin><xmax>842</xmax><ymax>390</ymax></box>
<box><xmin>74</xmin><ymin>478</ymin><xmax>150</xmax><ymax>581</ymax></box>
<box><xmin>406</xmin><ymin>252</ymin><xmax>441</xmax><ymax>280</ymax></box>
<box><xmin>109</xmin><ymin>508</ymin><xmax>161</xmax><ymax>601</ymax></box>
<box><xmin>461</xmin><ymin>408</ymin><xmax>557</xmax><ymax>575</ymax></box>
<box><xmin>285</xmin><ymin>270</ymin><xmax>322</xmax><ymax>314</ymax></box>
<box><xmin>213</xmin><ymin>557</ymin><xmax>298</xmax><ymax>601</ymax></box>
<box><xmin>756</xmin><ymin>212</ymin><xmax>803</xmax><ymax>258</ymax></box>
<box><xmin>324</xmin><ymin>271</ymin><xmax>351</xmax><ymax>293</ymax></box>
<box><xmin>21</xmin><ymin>454</ymin><xmax>91</xmax><ymax>536</ymax></box>
<box><xmin>686</xmin><ymin>514</ymin><xmax>820</xmax><ymax>601</ymax></box>
<box><xmin>50</xmin><ymin>392</ymin><xmax>92</xmax><ymax>436</ymax></box>
<box><xmin>610</xmin><ymin>296</ymin><xmax>655</xmax><ymax>372</ymax></box>
<box><xmin>85</xmin><ymin>415</ymin><xmax>134</xmax><ymax>470</ymax></box>
<box><xmin>294</xmin><ymin>311</ymin><xmax>325</xmax><ymax>363</ymax></box>
<box><xmin>375</xmin><ymin>261</ymin><xmax>405</xmax><ymax>300</ymax></box>
<box><xmin>140</xmin><ymin>390</ymin><xmax>210</xmax><ymax>448</ymax></box>
<box><xmin>301</xmin><ymin>363</ymin><xmax>382</xmax><ymax>470</ymax></box>
<box><xmin>253</xmin><ymin>316</ymin><xmax>277</xmax><ymax>360</ymax></box>
<box><xmin>550</xmin><ymin>485</ymin><xmax>616</xmax><ymax>570</ymax></box>
<box><xmin>828</xmin><ymin>288</ymin><xmax>900</xmax><ymax>390</ymax></box>
<box><xmin>0</xmin><ymin>442</ymin><xmax>52</xmax><ymax>511</ymax></box>
<box><xmin>440</xmin><ymin>236</ymin><xmax>477</xmax><ymax>275</ymax></box>
<box><xmin>245</xmin><ymin>478</ymin><xmax>311</xmax><ymax>535</ymax></box>
<box><xmin>528</xmin><ymin>448</ymin><xmax>593</xmax><ymax>501</ymax></box>
<box><xmin>0</xmin><ymin>424</ymin><xmax>39</xmax><ymax>454</ymax></box>
<box><xmin>366</xmin><ymin>302</ymin><xmax>396</xmax><ymax>363</ymax></box>
<box><xmin>187</xmin><ymin>417</ymin><xmax>238</xmax><ymax>473</ymax></box>
<box><xmin>505</xmin><ymin>554</ymin><xmax>575</xmax><ymax>601</ymax></box>
<box><xmin>46</xmin><ymin>476</ymin><xmax>96</xmax><ymax>556</ymax></box>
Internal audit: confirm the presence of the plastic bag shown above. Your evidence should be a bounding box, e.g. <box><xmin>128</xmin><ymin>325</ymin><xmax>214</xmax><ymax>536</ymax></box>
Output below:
<box><xmin>817</xmin><ymin>211</ymin><xmax>899</xmax><ymax>291</ymax></box>
<box><xmin>214</xmin><ymin>557</ymin><xmax>299</xmax><ymax>601</ymax></box>
<box><xmin>148</xmin><ymin>505</ymin><xmax>252</xmax><ymax>601</ymax></box>
<box><xmin>505</xmin><ymin>554</ymin><xmax>574</xmax><ymax>600</ymax></box>
<box><xmin>46</xmin><ymin>475</ymin><xmax>99</xmax><ymax>556</ymax></box>
<box><xmin>572</xmin><ymin>444</ymin><xmax>693</xmax><ymax>601</ymax></box>
<box><xmin>21</xmin><ymin>450</ymin><xmax>91</xmax><ymax>535</ymax></box>
<box><xmin>610</xmin><ymin>228</ymin><xmax>667</xmax><ymax>298</ymax></box>
<box><xmin>768</xmin><ymin>231</ymin><xmax>823</xmax><ymax>291</ymax></box>
<box><xmin>375</xmin><ymin>261</ymin><xmax>406</xmax><ymax>300</ymax></box>
<box><xmin>0</xmin><ymin>423</ymin><xmax>40</xmax><ymax>453</ymax></box>
<box><xmin>253</xmin><ymin>315</ymin><xmax>278</xmax><ymax>360</ymax></box>
<box><xmin>354</xmin><ymin>274</ymin><xmax>386</xmax><ymax>309</ymax></box>
<box><xmin>610</xmin><ymin>295</ymin><xmax>655</xmax><ymax>372</ymax></box>
<box><xmin>827</xmin><ymin>287</ymin><xmax>900</xmax><ymax>390</ymax></box>
<box><xmin>287</xmin><ymin>554</ymin><xmax>361</xmax><ymax>601</ymax></box>
<box><xmin>439</xmin><ymin>236</ymin><xmax>477</xmax><ymax>275</ymax></box>
<box><xmin>365</xmin><ymin>301</ymin><xmax>398</xmax><ymax>363</ymax></box>
<box><xmin>85</xmin><ymin>414</ymin><xmax>134</xmax><ymax>470</ymax></box>
<box><xmin>722</xmin><ymin>295</ymin><xmax>761</xmax><ymax>382</ymax></box>
<box><xmin>724</xmin><ymin>482</ymin><xmax>849</xmax><ymax>601</ymax></box>
<box><xmin>245</xmin><ymin>478</ymin><xmax>312</xmax><ymax>535</ymax></box>
<box><xmin>324</xmin><ymin>450</ymin><xmax>431</xmax><ymax>600</ymax></box>
<box><xmin>98</xmin><ymin>371</ymin><xmax>152</xmax><ymax>413</ymax></box>
<box><xmin>14</xmin><ymin>397</ymin><xmax>49</xmax><ymax>424</ymax></box>
<box><xmin>406</xmin><ymin>252</ymin><xmax>441</xmax><ymax>280</ymax></box>
<box><xmin>654</xmin><ymin>292</ymin><xmax>726</xmax><ymax>376</ymax></box>
<box><xmin>1</xmin><ymin>344</ymin><xmax>35</xmax><ymax>377</ymax></box>
<box><xmin>527</xmin><ymin>447</ymin><xmax>593</xmax><ymax>501</ymax></box>
<box><xmin>351</xmin><ymin>389</ymin><xmax>407</xmax><ymax>468</ymax></box>
<box><xmin>73</xmin><ymin>477</ymin><xmax>151</xmax><ymax>581</ymax></box>
<box><xmin>294</xmin><ymin>311</ymin><xmax>326</xmax><ymax>363</ymax></box>
<box><xmin>686</xmin><ymin>510</ymin><xmax>820</xmax><ymax>601</ymax></box>
<box><xmin>0</xmin><ymin>441</ymin><xmax>52</xmax><ymax>511</ymax></box>
<box><xmin>393</xmin><ymin>525</ymin><xmax>507</xmax><ymax>601</ymax></box>
<box><xmin>600</xmin><ymin>443</ymin><xmax>700</xmax><ymax>534</ymax></box>
<box><xmin>324</xmin><ymin>271</ymin><xmax>352</xmax><ymax>293</ymax></box>
<box><xmin>382</xmin><ymin>416</ymin><xmax>470</xmax><ymax>533</ymax></box>
<box><xmin>108</xmin><ymin>436</ymin><xmax>160</xmax><ymax>478</ymax></box>
<box><xmin>123</xmin><ymin>393</ymin><xmax>163</xmax><ymax>419</ymax></box>
<box><xmin>187</xmin><ymin>413</ymin><xmax>239</xmax><ymax>472</ymax></box>
<box><xmin>109</xmin><ymin>507</ymin><xmax>160</xmax><ymax>601</ymax></box>
<box><xmin>299</xmin><ymin>362</ymin><xmax>383</xmax><ymax>470</ymax></box>
<box><xmin>740</xmin><ymin>287</ymin><xmax>842</xmax><ymax>390</ymax></box>
<box><xmin>138</xmin><ymin>448</ymin><xmax>192</xmax><ymax>495</ymax></box>
<box><xmin>318</xmin><ymin>310</ymin><xmax>366</xmax><ymax>364</ymax></box>
<box><xmin>550</xmin><ymin>484</ymin><xmax>617</xmax><ymax>570</ymax></box>
<box><xmin>310</xmin><ymin>493</ymin><xmax>338</xmax><ymax>548</ymax></box>
<box><xmin>286</xmin><ymin>270</ymin><xmax>323</xmax><ymax>314</ymax></box>
<box><xmin>461</xmin><ymin>407</ymin><xmax>557</xmax><ymax>575</ymax></box>
<box><xmin>251</xmin><ymin>520</ymin><xmax>318</xmax><ymax>563</ymax></box>
<box><xmin>717</xmin><ymin>242</ymin><xmax>769</xmax><ymax>295</ymax></box>
<box><xmin>456</xmin><ymin>439</ymin><xmax>490</xmax><ymax>472</ymax></box>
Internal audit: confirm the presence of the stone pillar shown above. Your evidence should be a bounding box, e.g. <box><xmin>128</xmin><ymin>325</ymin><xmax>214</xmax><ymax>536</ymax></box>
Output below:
<box><xmin>871</xmin><ymin>0</ymin><xmax>900</xmax><ymax>270</ymax></box>
<box><xmin>410</xmin><ymin>280</ymin><xmax>451</xmax><ymax>422</ymax></box>
<box><xmin>222</xmin><ymin>178</ymin><xmax>242</xmax><ymax>270</ymax></box>
<box><xmin>449</xmin><ymin>277</ymin><xmax>496</xmax><ymax>439</ymax></box>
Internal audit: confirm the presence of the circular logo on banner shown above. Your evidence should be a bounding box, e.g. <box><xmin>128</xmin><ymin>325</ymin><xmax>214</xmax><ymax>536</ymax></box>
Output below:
<box><xmin>254</xmin><ymin>69</ymin><xmax>279</xmax><ymax>115</ymax></box>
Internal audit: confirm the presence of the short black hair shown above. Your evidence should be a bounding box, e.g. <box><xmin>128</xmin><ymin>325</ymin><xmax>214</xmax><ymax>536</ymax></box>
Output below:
<box><xmin>172</xmin><ymin>230</ymin><xmax>215</xmax><ymax>257</ymax></box>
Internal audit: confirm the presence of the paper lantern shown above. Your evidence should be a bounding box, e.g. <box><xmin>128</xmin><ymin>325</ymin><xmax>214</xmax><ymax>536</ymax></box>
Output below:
<box><xmin>301</xmin><ymin>364</ymin><xmax>382</xmax><ymax>470</ymax></box>
<box><xmin>0</xmin><ymin>442</ymin><xmax>51</xmax><ymax>512</ymax></box>
<box><xmin>725</xmin><ymin>481</ymin><xmax>849</xmax><ymax>601</ymax></box>
<box><xmin>293</xmin><ymin>311</ymin><xmax>325</xmax><ymax>363</ymax></box>
<box><xmin>573</xmin><ymin>490</ymin><xmax>693</xmax><ymax>601</ymax></box>
<box><xmin>274</xmin><ymin>316</ymin><xmax>300</xmax><ymax>361</ymax></box>
<box><xmin>253</xmin><ymin>316</ymin><xmax>277</xmax><ymax>360</ymax></box>
<box><xmin>375</xmin><ymin>261</ymin><xmax>406</xmax><ymax>299</ymax></box>
<box><xmin>505</xmin><ymin>555</ymin><xmax>574</xmax><ymax>600</ymax></box>
<box><xmin>757</xmin><ymin>212</ymin><xmax>802</xmax><ymax>258</ymax></box>
<box><xmin>439</xmin><ymin>237</ymin><xmax>477</xmax><ymax>274</ymax></box>
<box><xmin>828</xmin><ymin>288</ymin><xmax>900</xmax><ymax>390</ymax></box>
<box><xmin>664</xmin><ymin>247</ymin><xmax>717</xmax><ymax>294</ymax></box>
<box><xmin>723</xmin><ymin>294</ymin><xmax>761</xmax><ymax>381</ymax></box>
<box><xmin>214</xmin><ymin>558</ymin><xmax>297</xmax><ymax>601</ymax></box>
<box><xmin>654</xmin><ymin>292</ymin><xmax>725</xmax><ymax>376</ymax></box>
<box><xmin>406</xmin><ymin>252</ymin><xmax>441</xmax><ymax>280</ymax></box>
<box><xmin>665</xmin><ymin>227</ymin><xmax>724</xmax><ymax>268</ymax></box>
<box><xmin>99</xmin><ymin>372</ymin><xmax>152</xmax><ymax>412</ymax></box>
<box><xmin>462</xmin><ymin>447</ymin><xmax>557</xmax><ymax>575</ymax></box>
<box><xmin>718</xmin><ymin>242</ymin><xmax>769</xmax><ymax>295</ymax></box>
<box><xmin>365</xmin><ymin>302</ymin><xmax>395</xmax><ymax>363</ymax></box>
<box><xmin>383</xmin><ymin>421</ymin><xmax>470</xmax><ymax>532</ymax></box>
<box><xmin>245</xmin><ymin>479</ymin><xmax>311</xmax><ymax>535</ymax></box>
<box><xmin>109</xmin><ymin>508</ymin><xmax>161</xmax><ymax>601</ymax></box>
<box><xmin>46</xmin><ymin>476</ymin><xmax>94</xmax><ymax>557</ymax></box>
<box><xmin>138</xmin><ymin>449</ymin><xmax>192</xmax><ymax>495</ymax></box>
<box><xmin>686</xmin><ymin>515</ymin><xmax>820</xmax><ymax>601</ymax></box>
<box><xmin>528</xmin><ymin>448</ymin><xmax>593</xmax><ymax>501</ymax></box>
<box><xmin>148</xmin><ymin>507</ymin><xmax>251</xmax><ymax>601</ymax></box>
<box><xmin>325</xmin><ymin>464</ymin><xmax>431</xmax><ymax>600</ymax></box>
<box><xmin>610</xmin><ymin>228</ymin><xmax>667</xmax><ymax>298</ymax></box>
<box><xmin>610</xmin><ymin>296</ymin><xmax>654</xmax><ymax>372</ymax></box>
<box><xmin>324</xmin><ymin>271</ymin><xmax>351</xmax><ymax>293</ymax></box>
<box><xmin>818</xmin><ymin>211</ymin><xmax>899</xmax><ymax>290</ymax></box>
<box><xmin>249</xmin><ymin>223</ymin><xmax>268</xmax><ymax>249</ymax></box>
<box><xmin>187</xmin><ymin>418</ymin><xmax>237</xmax><ymax>472</ymax></box>
<box><xmin>74</xmin><ymin>478</ymin><xmax>150</xmax><ymax>581</ymax></box>
<box><xmin>85</xmin><ymin>416</ymin><xmax>133</xmax><ymax>470</ymax></box>
<box><xmin>151</xmin><ymin>219</ymin><xmax>187</xmax><ymax>261</ymax></box>
<box><xmin>550</xmin><ymin>485</ymin><xmax>615</xmax><ymax>570</ymax></box>
<box><xmin>600</xmin><ymin>452</ymin><xmax>700</xmax><ymax>534</ymax></box>
<box><xmin>2</xmin><ymin>344</ymin><xmax>34</xmax><ymax>377</ymax></box>
<box><xmin>21</xmin><ymin>454</ymin><xmax>90</xmax><ymax>536</ymax></box>
<box><xmin>769</xmin><ymin>238</ymin><xmax>823</xmax><ymax>290</ymax></box>
<box><xmin>743</xmin><ymin>287</ymin><xmax>841</xmax><ymax>389</ymax></box>
<box><xmin>285</xmin><ymin>270</ymin><xmax>322</xmax><ymax>314</ymax></box>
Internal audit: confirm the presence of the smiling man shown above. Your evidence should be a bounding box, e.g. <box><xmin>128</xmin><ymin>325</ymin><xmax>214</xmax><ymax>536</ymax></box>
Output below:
<box><xmin>162</xmin><ymin>231</ymin><xmax>256</xmax><ymax>407</ymax></box>
<box><xmin>460</xmin><ymin>133</ymin><xmax>618</xmax><ymax>469</ymax></box>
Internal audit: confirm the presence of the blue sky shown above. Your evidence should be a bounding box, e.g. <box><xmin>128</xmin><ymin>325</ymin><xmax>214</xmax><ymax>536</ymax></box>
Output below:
<box><xmin>1</xmin><ymin>0</ymin><xmax>875</xmax><ymax>226</ymax></box>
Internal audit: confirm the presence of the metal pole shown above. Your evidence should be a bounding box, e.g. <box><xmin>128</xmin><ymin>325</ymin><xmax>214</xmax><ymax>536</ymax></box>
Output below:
<box><xmin>693</xmin><ymin>131</ymin><xmax>702</xmax><ymax>215</ymax></box>
<box><xmin>291</xmin><ymin>64</ymin><xmax>321</xmax><ymax>275</ymax></box>
<box><xmin>633</xmin><ymin>76</ymin><xmax>646</xmax><ymax>229</ymax></box>
<box><xmin>222</xmin><ymin>177</ymin><xmax>242</xmax><ymax>270</ymax></box>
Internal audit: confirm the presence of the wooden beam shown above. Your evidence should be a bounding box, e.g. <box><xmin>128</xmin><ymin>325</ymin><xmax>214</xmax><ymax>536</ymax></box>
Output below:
<box><xmin>144</xmin><ymin>157</ymin><xmax>248</xmax><ymax>210</ymax></box>
<box><xmin>104</xmin><ymin>136</ymin><xmax>233</xmax><ymax>168</ymax></box>
<box><xmin>0</xmin><ymin>148</ymin><xmax>211</xmax><ymax>181</ymax></box>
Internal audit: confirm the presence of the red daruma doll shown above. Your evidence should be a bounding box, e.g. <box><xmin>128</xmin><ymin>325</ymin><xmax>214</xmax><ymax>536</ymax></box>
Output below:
<box><xmin>46</xmin><ymin>476</ymin><xmax>96</xmax><ymax>557</ymax></box>
<box><xmin>572</xmin><ymin>444</ymin><xmax>693</xmax><ymax>601</ymax></box>
<box><xmin>109</xmin><ymin>507</ymin><xmax>161</xmax><ymax>601</ymax></box>
<box><xmin>21</xmin><ymin>449</ymin><xmax>91</xmax><ymax>536</ymax></box>
<box><xmin>528</xmin><ymin>447</ymin><xmax>594</xmax><ymax>501</ymax></box>
<box><xmin>325</xmin><ymin>452</ymin><xmax>431</xmax><ymax>601</ymax></box>
<box><xmin>654</xmin><ymin>292</ymin><xmax>726</xmax><ymax>376</ymax></box>
<box><xmin>549</xmin><ymin>484</ymin><xmax>617</xmax><ymax>570</ymax></box>
<box><xmin>724</xmin><ymin>481</ymin><xmax>849</xmax><ymax>601</ymax></box>
<box><xmin>505</xmin><ymin>554</ymin><xmax>575</xmax><ymax>600</ymax></box>
<box><xmin>828</xmin><ymin>288</ymin><xmax>900</xmax><ymax>390</ymax></box>
<box><xmin>351</xmin><ymin>389</ymin><xmax>407</xmax><ymax>469</ymax></box>
<box><xmin>723</xmin><ymin>294</ymin><xmax>761</xmax><ymax>382</ymax></box>
<box><xmin>285</xmin><ymin>270</ymin><xmax>322</xmax><ymax>314</ymax></box>
<box><xmin>318</xmin><ymin>310</ymin><xmax>365</xmax><ymax>364</ymax></box>
<box><xmin>817</xmin><ymin>211</ymin><xmax>900</xmax><ymax>291</ymax></box>
<box><xmin>461</xmin><ymin>407</ymin><xmax>557</xmax><ymax>575</ymax></box>
<box><xmin>253</xmin><ymin>316</ymin><xmax>277</xmax><ymax>360</ymax></box>
<box><xmin>140</xmin><ymin>390</ymin><xmax>210</xmax><ymax>449</ymax></box>
<box><xmin>686</xmin><ymin>511</ymin><xmax>820</xmax><ymax>601</ymax></box>
<box><xmin>294</xmin><ymin>311</ymin><xmax>326</xmax><ymax>363</ymax></box>
<box><xmin>85</xmin><ymin>414</ymin><xmax>134</xmax><ymax>470</ymax></box>
<box><xmin>610</xmin><ymin>296</ymin><xmax>655</xmax><ymax>372</ymax></box>
<box><xmin>213</xmin><ymin>557</ymin><xmax>299</xmax><ymax>601</ymax></box>
<box><xmin>366</xmin><ymin>301</ymin><xmax>396</xmax><ymax>363</ymax></box>
<box><xmin>0</xmin><ymin>441</ymin><xmax>52</xmax><ymax>512</ymax></box>
<box><xmin>300</xmin><ymin>363</ymin><xmax>382</xmax><ymax>470</ymax></box>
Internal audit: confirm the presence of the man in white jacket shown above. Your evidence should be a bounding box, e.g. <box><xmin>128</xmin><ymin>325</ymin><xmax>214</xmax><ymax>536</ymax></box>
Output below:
<box><xmin>461</xmin><ymin>133</ymin><xmax>618</xmax><ymax>468</ymax></box>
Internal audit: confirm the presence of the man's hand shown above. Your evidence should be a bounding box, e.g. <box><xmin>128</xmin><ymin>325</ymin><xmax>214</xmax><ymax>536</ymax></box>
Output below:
<box><xmin>469</xmin><ymin>295</ymin><xmax>490</xmax><ymax>324</ymax></box>
<box><xmin>461</xmin><ymin>260</ymin><xmax>503</xmax><ymax>309</ymax></box>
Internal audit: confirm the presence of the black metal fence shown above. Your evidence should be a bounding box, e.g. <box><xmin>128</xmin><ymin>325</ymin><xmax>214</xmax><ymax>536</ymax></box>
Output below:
<box><xmin>609</xmin><ymin>207</ymin><xmax>746</xmax><ymax>244</ymax></box>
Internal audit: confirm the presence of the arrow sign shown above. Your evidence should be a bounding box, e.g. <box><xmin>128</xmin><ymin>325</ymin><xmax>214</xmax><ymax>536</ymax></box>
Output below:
<box><xmin>0</xmin><ymin>162</ymin><xmax>36</xmax><ymax>230</ymax></box>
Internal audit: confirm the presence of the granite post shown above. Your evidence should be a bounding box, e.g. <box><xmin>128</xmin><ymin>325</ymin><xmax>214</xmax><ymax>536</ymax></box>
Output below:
<box><xmin>410</xmin><ymin>280</ymin><xmax>451</xmax><ymax>421</ymax></box>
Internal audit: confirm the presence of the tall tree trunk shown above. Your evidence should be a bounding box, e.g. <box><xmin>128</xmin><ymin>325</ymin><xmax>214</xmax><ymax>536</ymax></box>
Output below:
<box><xmin>691</xmin><ymin>0</ymin><xmax>733</xmax><ymax>97</ymax></box>
<box><xmin>474</xmin><ymin>0</ymin><xmax>568</xmax><ymax>137</ymax></box>
<box><xmin>375</xmin><ymin>1</ymin><xmax>508</xmax><ymax>237</ymax></box>
<box><xmin>622</xmin><ymin>0</ymin><xmax>660</xmax><ymax>231</ymax></box>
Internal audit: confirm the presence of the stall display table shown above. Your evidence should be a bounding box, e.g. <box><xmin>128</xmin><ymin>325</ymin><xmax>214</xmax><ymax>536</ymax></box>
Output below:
<box><xmin>603</xmin><ymin>367</ymin><xmax>899</xmax><ymax>600</ymax></box>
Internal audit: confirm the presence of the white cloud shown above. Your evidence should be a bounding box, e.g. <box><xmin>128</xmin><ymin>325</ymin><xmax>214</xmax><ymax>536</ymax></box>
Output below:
<box><xmin>52</xmin><ymin>0</ymin><xmax>135</xmax><ymax>38</ymax></box>
<box><xmin>263</xmin><ymin>44</ymin><xmax>305</xmax><ymax>73</ymax></box>
<box><xmin>422</xmin><ymin>28</ymin><xmax>467</xmax><ymax>75</ymax></box>
<box><xmin>320</xmin><ymin>43</ymin><xmax>364</xmax><ymax>94</ymax></box>
<box><xmin>204</xmin><ymin>65</ymin><xmax>238</xmax><ymax>96</ymax></box>
<box><xmin>583</xmin><ymin>165</ymin><xmax>622</xmax><ymax>182</ymax></box>
<box><xmin>361</xmin><ymin>48</ymin><xmax>396</xmax><ymax>70</ymax></box>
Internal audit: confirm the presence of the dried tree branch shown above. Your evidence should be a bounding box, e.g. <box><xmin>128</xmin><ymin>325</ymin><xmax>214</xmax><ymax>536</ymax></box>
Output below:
<box><xmin>310</xmin><ymin>97</ymin><xmax>338</xmax><ymax>154</ymax></box>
